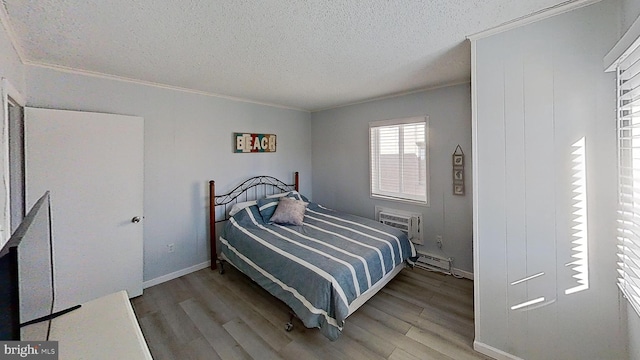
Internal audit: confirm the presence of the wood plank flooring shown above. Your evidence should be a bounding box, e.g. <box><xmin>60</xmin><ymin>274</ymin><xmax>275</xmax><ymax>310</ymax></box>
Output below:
<box><xmin>131</xmin><ymin>265</ymin><xmax>490</xmax><ymax>360</ymax></box>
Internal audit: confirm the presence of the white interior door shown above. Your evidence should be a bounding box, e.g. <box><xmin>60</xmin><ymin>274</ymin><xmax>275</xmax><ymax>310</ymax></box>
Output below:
<box><xmin>25</xmin><ymin>108</ymin><xmax>143</xmax><ymax>310</ymax></box>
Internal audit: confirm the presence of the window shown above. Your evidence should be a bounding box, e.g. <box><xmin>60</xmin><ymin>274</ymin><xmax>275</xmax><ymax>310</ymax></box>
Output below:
<box><xmin>614</xmin><ymin>39</ymin><xmax>640</xmax><ymax>317</ymax></box>
<box><xmin>369</xmin><ymin>116</ymin><xmax>428</xmax><ymax>205</ymax></box>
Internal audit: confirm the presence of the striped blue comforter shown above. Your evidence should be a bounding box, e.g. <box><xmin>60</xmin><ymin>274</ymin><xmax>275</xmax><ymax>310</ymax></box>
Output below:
<box><xmin>219</xmin><ymin>202</ymin><xmax>417</xmax><ymax>340</ymax></box>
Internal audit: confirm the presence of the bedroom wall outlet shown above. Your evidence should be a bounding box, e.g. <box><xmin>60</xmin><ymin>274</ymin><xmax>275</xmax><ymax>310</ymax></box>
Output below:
<box><xmin>167</xmin><ymin>243</ymin><xmax>175</xmax><ymax>253</ymax></box>
<box><xmin>436</xmin><ymin>235</ymin><xmax>443</xmax><ymax>248</ymax></box>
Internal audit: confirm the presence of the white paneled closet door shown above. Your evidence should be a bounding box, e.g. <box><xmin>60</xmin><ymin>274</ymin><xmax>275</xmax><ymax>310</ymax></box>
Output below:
<box><xmin>25</xmin><ymin>108</ymin><xmax>143</xmax><ymax>311</ymax></box>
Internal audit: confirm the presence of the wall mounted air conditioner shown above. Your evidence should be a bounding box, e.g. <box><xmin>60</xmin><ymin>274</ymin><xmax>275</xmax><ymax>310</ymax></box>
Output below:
<box><xmin>375</xmin><ymin>206</ymin><xmax>423</xmax><ymax>244</ymax></box>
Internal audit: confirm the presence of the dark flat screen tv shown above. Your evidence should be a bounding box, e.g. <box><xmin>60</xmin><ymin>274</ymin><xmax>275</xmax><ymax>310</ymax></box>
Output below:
<box><xmin>0</xmin><ymin>191</ymin><xmax>54</xmax><ymax>340</ymax></box>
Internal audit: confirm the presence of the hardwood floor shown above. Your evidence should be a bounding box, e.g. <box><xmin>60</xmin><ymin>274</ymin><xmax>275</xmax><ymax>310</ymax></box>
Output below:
<box><xmin>131</xmin><ymin>265</ymin><xmax>490</xmax><ymax>360</ymax></box>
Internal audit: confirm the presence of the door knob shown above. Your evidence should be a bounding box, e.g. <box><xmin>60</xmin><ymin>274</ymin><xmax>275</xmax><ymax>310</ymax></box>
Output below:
<box><xmin>131</xmin><ymin>216</ymin><xmax>141</xmax><ymax>223</ymax></box>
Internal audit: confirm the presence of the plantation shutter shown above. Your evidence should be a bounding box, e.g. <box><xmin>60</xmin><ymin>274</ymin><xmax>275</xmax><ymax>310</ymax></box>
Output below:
<box><xmin>616</xmin><ymin>38</ymin><xmax>640</xmax><ymax>317</ymax></box>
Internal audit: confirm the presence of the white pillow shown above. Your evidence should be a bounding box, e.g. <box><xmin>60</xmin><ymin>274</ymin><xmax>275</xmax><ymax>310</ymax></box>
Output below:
<box><xmin>266</xmin><ymin>190</ymin><xmax>297</xmax><ymax>199</ymax></box>
<box><xmin>229</xmin><ymin>200</ymin><xmax>257</xmax><ymax>216</ymax></box>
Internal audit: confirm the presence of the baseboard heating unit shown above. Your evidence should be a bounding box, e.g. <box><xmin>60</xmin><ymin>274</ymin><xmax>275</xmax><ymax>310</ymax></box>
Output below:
<box><xmin>415</xmin><ymin>252</ymin><xmax>453</xmax><ymax>274</ymax></box>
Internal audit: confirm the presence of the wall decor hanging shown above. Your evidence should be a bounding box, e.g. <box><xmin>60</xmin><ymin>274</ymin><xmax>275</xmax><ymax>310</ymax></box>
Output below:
<box><xmin>452</xmin><ymin>145</ymin><xmax>465</xmax><ymax>195</ymax></box>
<box><xmin>234</xmin><ymin>132</ymin><xmax>277</xmax><ymax>153</ymax></box>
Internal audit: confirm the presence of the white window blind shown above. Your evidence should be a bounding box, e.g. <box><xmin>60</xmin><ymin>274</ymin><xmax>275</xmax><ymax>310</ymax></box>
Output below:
<box><xmin>616</xmin><ymin>39</ymin><xmax>640</xmax><ymax>317</ymax></box>
<box><xmin>369</xmin><ymin>116</ymin><xmax>428</xmax><ymax>204</ymax></box>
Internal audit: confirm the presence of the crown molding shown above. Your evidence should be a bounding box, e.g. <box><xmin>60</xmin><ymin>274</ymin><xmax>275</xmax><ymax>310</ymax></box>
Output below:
<box><xmin>467</xmin><ymin>0</ymin><xmax>601</xmax><ymax>41</ymax></box>
<box><xmin>25</xmin><ymin>60</ymin><xmax>309</xmax><ymax>112</ymax></box>
<box><xmin>311</xmin><ymin>80</ymin><xmax>471</xmax><ymax>113</ymax></box>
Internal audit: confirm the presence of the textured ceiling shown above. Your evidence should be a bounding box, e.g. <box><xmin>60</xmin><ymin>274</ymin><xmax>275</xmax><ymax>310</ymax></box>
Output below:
<box><xmin>2</xmin><ymin>0</ymin><xmax>573</xmax><ymax>111</ymax></box>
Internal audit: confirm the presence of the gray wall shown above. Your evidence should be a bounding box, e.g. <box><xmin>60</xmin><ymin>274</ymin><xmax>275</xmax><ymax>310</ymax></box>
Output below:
<box><xmin>25</xmin><ymin>67</ymin><xmax>312</xmax><ymax>283</ymax></box>
<box><xmin>632</xmin><ymin>303</ymin><xmax>640</xmax><ymax>360</ymax></box>
<box><xmin>311</xmin><ymin>84</ymin><xmax>473</xmax><ymax>274</ymax></box>
<box><xmin>473</xmin><ymin>1</ymin><xmax>626</xmax><ymax>359</ymax></box>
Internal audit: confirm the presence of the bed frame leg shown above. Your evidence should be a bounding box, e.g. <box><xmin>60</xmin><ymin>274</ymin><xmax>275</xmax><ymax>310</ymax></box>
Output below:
<box><xmin>218</xmin><ymin>259</ymin><xmax>226</xmax><ymax>275</ymax></box>
<box><xmin>285</xmin><ymin>311</ymin><xmax>295</xmax><ymax>332</ymax></box>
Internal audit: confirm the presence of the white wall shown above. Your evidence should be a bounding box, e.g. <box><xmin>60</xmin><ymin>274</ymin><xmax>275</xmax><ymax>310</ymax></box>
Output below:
<box><xmin>623</xmin><ymin>0</ymin><xmax>640</xmax><ymax>34</ymax></box>
<box><xmin>0</xmin><ymin>21</ymin><xmax>25</xmax><ymax>97</ymax></box>
<box><xmin>472</xmin><ymin>1</ymin><xmax>626</xmax><ymax>359</ymax></box>
<box><xmin>25</xmin><ymin>67</ymin><xmax>312</xmax><ymax>283</ymax></box>
<box><xmin>311</xmin><ymin>84</ymin><xmax>473</xmax><ymax>274</ymax></box>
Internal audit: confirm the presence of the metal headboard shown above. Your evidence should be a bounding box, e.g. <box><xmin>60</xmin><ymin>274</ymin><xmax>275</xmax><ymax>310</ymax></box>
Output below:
<box><xmin>208</xmin><ymin>172</ymin><xmax>299</xmax><ymax>270</ymax></box>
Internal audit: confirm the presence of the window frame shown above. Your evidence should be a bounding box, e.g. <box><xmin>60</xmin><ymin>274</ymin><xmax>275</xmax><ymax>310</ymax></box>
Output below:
<box><xmin>1</xmin><ymin>79</ymin><xmax>25</xmax><ymax>248</ymax></box>
<box><xmin>368</xmin><ymin>116</ymin><xmax>430</xmax><ymax>206</ymax></box>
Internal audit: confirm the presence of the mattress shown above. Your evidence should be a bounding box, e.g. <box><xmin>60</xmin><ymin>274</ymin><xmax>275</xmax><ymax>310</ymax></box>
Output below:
<box><xmin>219</xmin><ymin>201</ymin><xmax>417</xmax><ymax>340</ymax></box>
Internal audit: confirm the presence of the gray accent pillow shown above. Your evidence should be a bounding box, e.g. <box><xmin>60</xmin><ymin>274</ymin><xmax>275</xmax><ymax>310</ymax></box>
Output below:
<box><xmin>270</xmin><ymin>197</ymin><xmax>307</xmax><ymax>226</ymax></box>
<box><xmin>257</xmin><ymin>197</ymin><xmax>279</xmax><ymax>223</ymax></box>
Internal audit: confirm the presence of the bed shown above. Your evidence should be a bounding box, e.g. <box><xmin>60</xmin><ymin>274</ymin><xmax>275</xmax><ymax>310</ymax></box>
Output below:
<box><xmin>209</xmin><ymin>172</ymin><xmax>417</xmax><ymax>341</ymax></box>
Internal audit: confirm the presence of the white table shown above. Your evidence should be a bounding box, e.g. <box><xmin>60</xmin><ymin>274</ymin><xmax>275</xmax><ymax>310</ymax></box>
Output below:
<box><xmin>22</xmin><ymin>291</ymin><xmax>152</xmax><ymax>360</ymax></box>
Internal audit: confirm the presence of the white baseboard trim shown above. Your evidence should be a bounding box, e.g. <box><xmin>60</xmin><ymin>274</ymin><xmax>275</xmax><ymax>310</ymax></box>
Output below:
<box><xmin>453</xmin><ymin>268</ymin><xmax>474</xmax><ymax>280</ymax></box>
<box><xmin>413</xmin><ymin>264</ymin><xmax>474</xmax><ymax>280</ymax></box>
<box><xmin>143</xmin><ymin>260</ymin><xmax>211</xmax><ymax>289</ymax></box>
<box><xmin>474</xmin><ymin>341</ymin><xmax>523</xmax><ymax>360</ymax></box>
